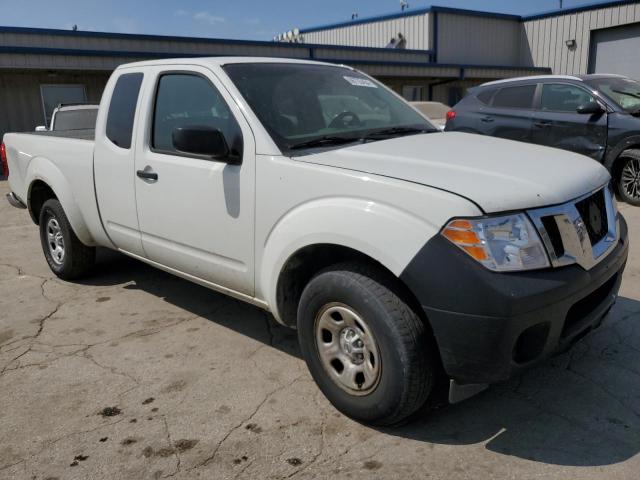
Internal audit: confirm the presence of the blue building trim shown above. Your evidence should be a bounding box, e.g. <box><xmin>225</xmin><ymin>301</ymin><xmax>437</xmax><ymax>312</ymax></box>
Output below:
<box><xmin>300</xmin><ymin>8</ymin><xmax>431</xmax><ymax>34</ymax></box>
<box><xmin>0</xmin><ymin>45</ymin><xmax>552</xmax><ymax>75</ymax></box>
<box><xmin>521</xmin><ymin>0</ymin><xmax>640</xmax><ymax>21</ymax></box>
<box><xmin>430</xmin><ymin>6</ymin><xmax>520</xmax><ymax>21</ymax></box>
<box><xmin>432</xmin><ymin>11</ymin><xmax>439</xmax><ymax>64</ymax></box>
<box><xmin>300</xmin><ymin>0</ymin><xmax>640</xmax><ymax>34</ymax></box>
<box><xmin>0</xmin><ymin>25</ymin><xmax>432</xmax><ymax>57</ymax></box>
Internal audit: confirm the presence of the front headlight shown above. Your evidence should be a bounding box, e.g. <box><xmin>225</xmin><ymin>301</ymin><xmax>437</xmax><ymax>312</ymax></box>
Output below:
<box><xmin>441</xmin><ymin>213</ymin><xmax>550</xmax><ymax>272</ymax></box>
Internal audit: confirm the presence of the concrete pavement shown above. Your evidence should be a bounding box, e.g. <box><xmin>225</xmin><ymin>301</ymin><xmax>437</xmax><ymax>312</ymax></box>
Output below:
<box><xmin>1</xmin><ymin>179</ymin><xmax>639</xmax><ymax>479</ymax></box>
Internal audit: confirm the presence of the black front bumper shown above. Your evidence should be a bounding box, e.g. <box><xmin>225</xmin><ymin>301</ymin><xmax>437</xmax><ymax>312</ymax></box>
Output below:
<box><xmin>400</xmin><ymin>216</ymin><xmax>629</xmax><ymax>385</ymax></box>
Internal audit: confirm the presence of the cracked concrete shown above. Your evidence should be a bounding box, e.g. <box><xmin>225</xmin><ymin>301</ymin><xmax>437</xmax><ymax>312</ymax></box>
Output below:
<box><xmin>1</xmin><ymin>179</ymin><xmax>640</xmax><ymax>479</ymax></box>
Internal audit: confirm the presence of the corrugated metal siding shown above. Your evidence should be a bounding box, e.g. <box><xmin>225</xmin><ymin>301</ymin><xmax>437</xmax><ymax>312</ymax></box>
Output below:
<box><xmin>436</xmin><ymin>13</ymin><xmax>521</xmax><ymax>65</ymax></box>
<box><xmin>520</xmin><ymin>2</ymin><xmax>640</xmax><ymax>74</ymax></box>
<box><xmin>301</xmin><ymin>13</ymin><xmax>431</xmax><ymax>50</ymax></box>
<box><xmin>0</xmin><ymin>71</ymin><xmax>108</xmax><ymax>137</ymax></box>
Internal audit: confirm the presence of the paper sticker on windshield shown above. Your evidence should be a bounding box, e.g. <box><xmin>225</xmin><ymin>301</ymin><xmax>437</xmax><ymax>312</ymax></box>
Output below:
<box><xmin>343</xmin><ymin>76</ymin><xmax>378</xmax><ymax>88</ymax></box>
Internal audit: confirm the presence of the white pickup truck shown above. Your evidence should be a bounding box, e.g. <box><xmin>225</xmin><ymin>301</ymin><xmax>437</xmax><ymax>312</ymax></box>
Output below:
<box><xmin>3</xmin><ymin>57</ymin><xmax>629</xmax><ymax>425</ymax></box>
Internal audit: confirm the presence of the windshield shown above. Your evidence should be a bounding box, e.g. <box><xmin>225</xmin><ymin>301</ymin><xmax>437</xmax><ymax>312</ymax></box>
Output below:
<box><xmin>223</xmin><ymin>63</ymin><xmax>436</xmax><ymax>154</ymax></box>
<box><xmin>53</xmin><ymin>108</ymin><xmax>99</xmax><ymax>131</ymax></box>
<box><xmin>584</xmin><ymin>76</ymin><xmax>640</xmax><ymax>113</ymax></box>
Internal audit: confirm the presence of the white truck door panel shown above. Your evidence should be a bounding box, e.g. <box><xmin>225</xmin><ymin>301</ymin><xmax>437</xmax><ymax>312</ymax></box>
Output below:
<box><xmin>133</xmin><ymin>66</ymin><xmax>255</xmax><ymax>295</ymax></box>
<box><xmin>94</xmin><ymin>70</ymin><xmax>146</xmax><ymax>256</ymax></box>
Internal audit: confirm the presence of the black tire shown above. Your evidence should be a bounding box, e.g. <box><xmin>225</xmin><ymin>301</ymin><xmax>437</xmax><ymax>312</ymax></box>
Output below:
<box><xmin>616</xmin><ymin>149</ymin><xmax>640</xmax><ymax>206</ymax></box>
<box><xmin>297</xmin><ymin>262</ymin><xmax>435</xmax><ymax>426</ymax></box>
<box><xmin>39</xmin><ymin>199</ymin><xmax>95</xmax><ymax>280</ymax></box>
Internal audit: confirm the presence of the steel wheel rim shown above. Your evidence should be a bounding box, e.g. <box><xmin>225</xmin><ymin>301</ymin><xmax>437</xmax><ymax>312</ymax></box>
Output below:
<box><xmin>314</xmin><ymin>303</ymin><xmax>381</xmax><ymax>396</ymax></box>
<box><xmin>621</xmin><ymin>158</ymin><xmax>640</xmax><ymax>200</ymax></box>
<box><xmin>46</xmin><ymin>217</ymin><xmax>65</xmax><ymax>265</ymax></box>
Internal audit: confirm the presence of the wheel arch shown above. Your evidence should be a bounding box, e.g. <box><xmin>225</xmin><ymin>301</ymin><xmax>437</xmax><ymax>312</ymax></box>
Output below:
<box><xmin>25</xmin><ymin>157</ymin><xmax>95</xmax><ymax>245</ymax></box>
<box><xmin>274</xmin><ymin>243</ymin><xmax>431</xmax><ymax>330</ymax></box>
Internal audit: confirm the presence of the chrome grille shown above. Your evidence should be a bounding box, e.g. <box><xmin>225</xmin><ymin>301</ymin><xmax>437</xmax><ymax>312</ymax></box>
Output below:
<box><xmin>527</xmin><ymin>185</ymin><xmax>619</xmax><ymax>271</ymax></box>
<box><xmin>575</xmin><ymin>189</ymin><xmax>608</xmax><ymax>245</ymax></box>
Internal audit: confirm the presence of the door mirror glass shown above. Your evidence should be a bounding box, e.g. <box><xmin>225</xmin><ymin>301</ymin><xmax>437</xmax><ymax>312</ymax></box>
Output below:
<box><xmin>172</xmin><ymin>126</ymin><xmax>235</xmax><ymax>161</ymax></box>
<box><xmin>576</xmin><ymin>101</ymin><xmax>604</xmax><ymax>115</ymax></box>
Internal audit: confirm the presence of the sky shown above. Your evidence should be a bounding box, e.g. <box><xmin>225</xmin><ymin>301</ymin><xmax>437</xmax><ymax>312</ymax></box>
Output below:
<box><xmin>0</xmin><ymin>0</ymin><xmax>620</xmax><ymax>41</ymax></box>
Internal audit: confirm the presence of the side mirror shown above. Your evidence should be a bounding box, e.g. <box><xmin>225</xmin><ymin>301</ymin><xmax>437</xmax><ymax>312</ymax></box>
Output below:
<box><xmin>576</xmin><ymin>101</ymin><xmax>604</xmax><ymax>115</ymax></box>
<box><xmin>35</xmin><ymin>126</ymin><xmax>47</xmax><ymax>132</ymax></box>
<box><xmin>172</xmin><ymin>125</ymin><xmax>239</xmax><ymax>163</ymax></box>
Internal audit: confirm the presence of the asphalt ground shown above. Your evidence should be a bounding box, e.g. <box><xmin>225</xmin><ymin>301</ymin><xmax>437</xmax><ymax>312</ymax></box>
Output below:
<box><xmin>1</xmin><ymin>179</ymin><xmax>639</xmax><ymax>479</ymax></box>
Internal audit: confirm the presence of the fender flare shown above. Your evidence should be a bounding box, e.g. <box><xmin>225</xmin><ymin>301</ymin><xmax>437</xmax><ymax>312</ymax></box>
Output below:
<box><xmin>258</xmin><ymin>197</ymin><xmax>440</xmax><ymax>322</ymax></box>
<box><xmin>26</xmin><ymin>156</ymin><xmax>96</xmax><ymax>246</ymax></box>
<box><xmin>604</xmin><ymin>135</ymin><xmax>640</xmax><ymax>172</ymax></box>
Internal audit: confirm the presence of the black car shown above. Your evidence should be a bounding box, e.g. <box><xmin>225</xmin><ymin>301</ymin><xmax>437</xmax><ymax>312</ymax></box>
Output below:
<box><xmin>446</xmin><ymin>74</ymin><xmax>640</xmax><ymax>205</ymax></box>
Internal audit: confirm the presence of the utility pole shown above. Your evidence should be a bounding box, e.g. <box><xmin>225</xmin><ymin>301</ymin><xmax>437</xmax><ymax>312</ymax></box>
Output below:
<box><xmin>560</xmin><ymin>0</ymin><xmax>563</xmax><ymax>8</ymax></box>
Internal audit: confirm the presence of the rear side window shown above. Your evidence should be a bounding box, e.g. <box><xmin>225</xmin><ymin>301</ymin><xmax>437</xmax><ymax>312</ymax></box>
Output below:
<box><xmin>492</xmin><ymin>85</ymin><xmax>536</xmax><ymax>109</ymax></box>
<box><xmin>106</xmin><ymin>73</ymin><xmax>143</xmax><ymax>149</ymax></box>
<box><xmin>477</xmin><ymin>88</ymin><xmax>497</xmax><ymax>105</ymax></box>
<box><xmin>540</xmin><ymin>84</ymin><xmax>595</xmax><ymax>112</ymax></box>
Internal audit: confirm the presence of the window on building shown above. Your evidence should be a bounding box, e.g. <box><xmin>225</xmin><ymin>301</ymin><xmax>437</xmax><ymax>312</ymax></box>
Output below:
<box><xmin>402</xmin><ymin>85</ymin><xmax>424</xmax><ymax>101</ymax></box>
<box><xmin>40</xmin><ymin>84</ymin><xmax>87</xmax><ymax>127</ymax></box>
<box><xmin>106</xmin><ymin>73</ymin><xmax>143</xmax><ymax>149</ymax></box>
<box><xmin>151</xmin><ymin>73</ymin><xmax>240</xmax><ymax>156</ymax></box>
<box><xmin>540</xmin><ymin>84</ymin><xmax>596</xmax><ymax>112</ymax></box>
<box><xmin>492</xmin><ymin>85</ymin><xmax>536</xmax><ymax>109</ymax></box>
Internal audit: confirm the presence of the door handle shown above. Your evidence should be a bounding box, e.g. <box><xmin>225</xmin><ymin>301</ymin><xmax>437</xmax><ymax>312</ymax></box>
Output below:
<box><xmin>136</xmin><ymin>167</ymin><xmax>158</xmax><ymax>181</ymax></box>
<box><xmin>534</xmin><ymin>121</ymin><xmax>552</xmax><ymax>128</ymax></box>
<box><xmin>480</xmin><ymin>116</ymin><xmax>494</xmax><ymax>123</ymax></box>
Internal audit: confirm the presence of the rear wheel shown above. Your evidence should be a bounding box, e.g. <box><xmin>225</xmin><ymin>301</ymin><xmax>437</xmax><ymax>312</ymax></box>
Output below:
<box><xmin>616</xmin><ymin>149</ymin><xmax>640</xmax><ymax>206</ymax></box>
<box><xmin>297</xmin><ymin>262</ymin><xmax>435</xmax><ymax>426</ymax></box>
<box><xmin>39</xmin><ymin>199</ymin><xmax>95</xmax><ymax>280</ymax></box>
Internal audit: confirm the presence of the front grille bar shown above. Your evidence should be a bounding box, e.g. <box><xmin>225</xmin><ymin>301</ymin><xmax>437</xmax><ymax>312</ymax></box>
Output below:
<box><xmin>527</xmin><ymin>185</ymin><xmax>619</xmax><ymax>271</ymax></box>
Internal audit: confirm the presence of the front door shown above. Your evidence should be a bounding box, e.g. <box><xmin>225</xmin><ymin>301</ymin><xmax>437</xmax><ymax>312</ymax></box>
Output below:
<box><xmin>531</xmin><ymin>83</ymin><xmax>608</xmax><ymax>161</ymax></box>
<box><xmin>133</xmin><ymin>66</ymin><xmax>255</xmax><ymax>295</ymax></box>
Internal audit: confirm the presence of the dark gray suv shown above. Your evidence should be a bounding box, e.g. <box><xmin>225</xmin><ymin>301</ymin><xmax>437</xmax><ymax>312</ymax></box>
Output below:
<box><xmin>445</xmin><ymin>74</ymin><xmax>640</xmax><ymax>205</ymax></box>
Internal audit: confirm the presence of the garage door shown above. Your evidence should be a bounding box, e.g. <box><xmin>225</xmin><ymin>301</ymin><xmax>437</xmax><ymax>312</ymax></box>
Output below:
<box><xmin>589</xmin><ymin>23</ymin><xmax>640</xmax><ymax>80</ymax></box>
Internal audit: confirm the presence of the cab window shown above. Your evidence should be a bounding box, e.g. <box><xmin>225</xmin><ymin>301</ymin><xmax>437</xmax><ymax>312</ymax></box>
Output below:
<box><xmin>106</xmin><ymin>73</ymin><xmax>143</xmax><ymax>149</ymax></box>
<box><xmin>540</xmin><ymin>84</ymin><xmax>595</xmax><ymax>112</ymax></box>
<box><xmin>151</xmin><ymin>73</ymin><xmax>242</xmax><ymax>157</ymax></box>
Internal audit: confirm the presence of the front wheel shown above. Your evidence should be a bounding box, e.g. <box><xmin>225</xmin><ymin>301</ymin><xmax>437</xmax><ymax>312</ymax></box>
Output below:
<box><xmin>616</xmin><ymin>149</ymin><xmax>640</xmax><ymax>206</ymax></box>
<box><xmin>297</xmin><ymin>262</ymin><xmax>435</xmax><ymax>426</ymax></box>
<box><xmin>39</xmin><ymin>199</ymin><xmax>95</xmax><ymax>280</ymax></box>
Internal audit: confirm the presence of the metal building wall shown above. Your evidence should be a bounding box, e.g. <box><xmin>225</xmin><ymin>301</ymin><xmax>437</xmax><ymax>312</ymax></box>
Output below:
<box><xmin>435</xmin><ymin>13</ymin><xmax>522</xmax><ymax>65</ymax></box>
<box><xmin>520</xmin><ymin>2</ymin><xmax>640</xmax><ymax>74</ymax></box>
<box><xmin>301</xmin><ymin>13</ymin><xmax>431</xmax><ymax>50</ymax></box>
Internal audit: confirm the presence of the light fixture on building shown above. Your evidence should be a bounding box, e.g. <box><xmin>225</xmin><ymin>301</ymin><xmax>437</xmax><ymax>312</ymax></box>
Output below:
<box><xmin>565</xmin><ymin>39</ymin><xmax>577</xmax><ymax>49</ymax></box>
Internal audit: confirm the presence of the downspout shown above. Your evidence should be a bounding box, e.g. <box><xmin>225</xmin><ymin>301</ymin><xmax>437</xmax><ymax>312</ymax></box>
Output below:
<box><xmin>432</xmin><ymin>11</ymin><xmax>439</xmax><ymax>64</ymax></box>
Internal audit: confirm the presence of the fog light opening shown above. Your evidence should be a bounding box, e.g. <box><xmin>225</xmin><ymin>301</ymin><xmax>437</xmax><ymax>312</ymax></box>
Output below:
<box><xmin>513</xmin><ymin>322</ymin><xmax>550</xmax><ymax>365</ymax></box>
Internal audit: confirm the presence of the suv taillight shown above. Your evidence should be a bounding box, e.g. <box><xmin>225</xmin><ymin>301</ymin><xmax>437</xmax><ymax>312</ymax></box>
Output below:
<box><xmin>446</xmin><ymin>110</ymin><xmax>456</xmax><ymax>121</ymax></box>
<box><xmin>0</xmin><ymin>142</ymin><xmax>7</xmax><ymax>178</ymax></box>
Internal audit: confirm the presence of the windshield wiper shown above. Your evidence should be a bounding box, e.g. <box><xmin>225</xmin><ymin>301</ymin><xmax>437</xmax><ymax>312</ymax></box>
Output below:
<box><xmin>288</xmin><ymin>136</ymin><xmax>361</xmax><ymax>150</ymax></box>
<box><xmin>362</xmin><ymin>126</ymin><xmax>436</xmax><ymax>141</ymax></box>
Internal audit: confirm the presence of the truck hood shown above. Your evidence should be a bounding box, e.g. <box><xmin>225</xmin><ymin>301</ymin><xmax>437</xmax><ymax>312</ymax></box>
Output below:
<box><xmin>298</xmin><ymin>132</ymin><xmax>610</xmax><ymax>213</ymax></box>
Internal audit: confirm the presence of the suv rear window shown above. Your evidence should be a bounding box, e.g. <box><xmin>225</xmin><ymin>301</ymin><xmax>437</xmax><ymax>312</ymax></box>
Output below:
<box><xmin>492</xmin><ymin>85</ymin><xmax>536</xmax><ymax>109</ymax></box>
<box><xmin>106</xmin><ymin>73</ymin><xmax>143</xmax><ymax>149</ymax></box>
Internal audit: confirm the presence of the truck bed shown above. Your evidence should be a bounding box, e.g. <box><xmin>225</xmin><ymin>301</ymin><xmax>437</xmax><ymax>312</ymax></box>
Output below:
<box><xmin>3</xmin><ymin>129</ymin><xmax>102</xmax><ymax>246</ymax></box>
